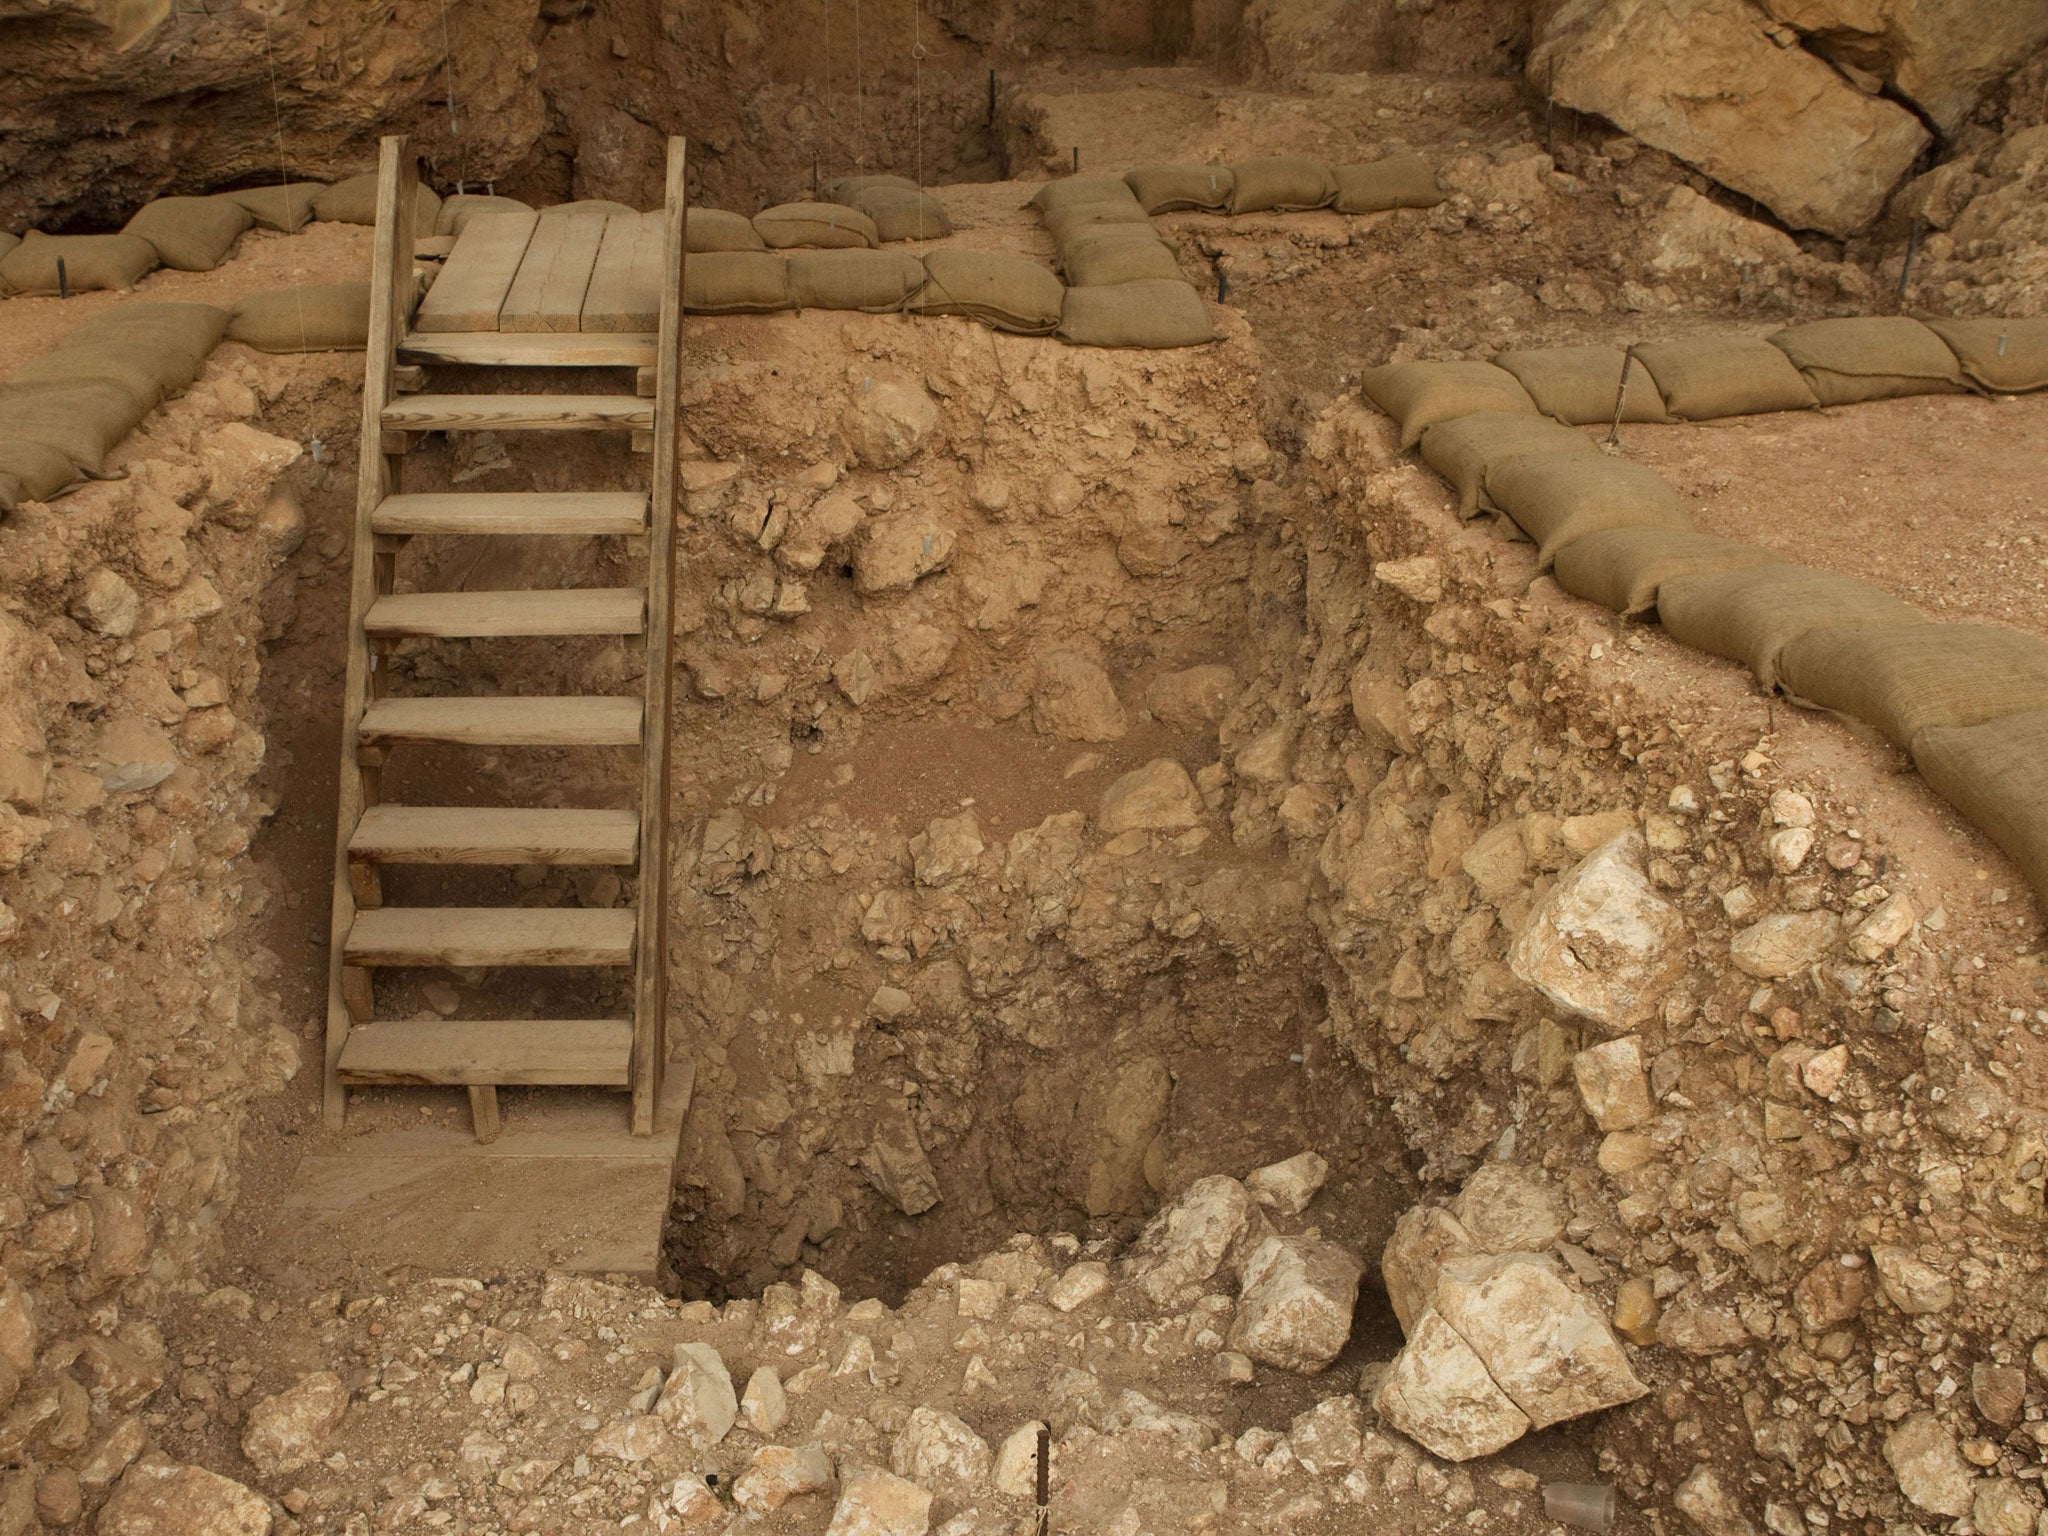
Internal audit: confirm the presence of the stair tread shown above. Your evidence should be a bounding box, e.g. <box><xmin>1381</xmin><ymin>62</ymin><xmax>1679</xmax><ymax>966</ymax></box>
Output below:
<box><xmin>345</xmin><ymin>906</ymin><xmax>637</xmax><ymax>967</ymax></box>
<box><xmin>373</xmin><ymin>492</ymin><xmax>649</xmax><ymax>537</ymax></box>
<box><xmin>398</xmin><ymin>331</ymin><xmax>657</xmax><ymax>367</ymax></box>
<box><xmin>382</xmin><ymin>394</ymin><xmax>654</xmax><ymax>432</ymax></box>
<box><xmin>336</xmin><ymin>1018</ymin><xmax>633</xmax><ymax>1086</ymax></box>
<box><xmin>350</xmin><ymin>806</ymin><xmax>640</xmax><ymax>865</ymax></box>
<box><xmin>365</xmin><ymin>588</ymin><xmax>645</xmax><ymax>639</ymax></box>
<box><xmin>359</xmin><ymin>696</ymin><xmax>643</xmax><ymax>747</ymax></box>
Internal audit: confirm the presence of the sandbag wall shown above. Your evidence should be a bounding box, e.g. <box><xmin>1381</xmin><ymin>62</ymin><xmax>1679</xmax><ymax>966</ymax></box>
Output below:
<box><xmin>1358</xmin><ymin>314</ymin><xmax>2048</xmax><ymax>907</ymax></box>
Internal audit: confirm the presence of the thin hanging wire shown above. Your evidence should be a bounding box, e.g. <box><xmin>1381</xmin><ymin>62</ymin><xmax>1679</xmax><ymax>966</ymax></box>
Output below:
<box><xmin>435</xmin><ymin>0</ymin><xmax>467</xmax><ymax>191</ymax></box>
<box><xmin>912</xmin><ymin>0</ymin><xmax>924</xmax><ymax>193</ymax></box>
<box><xmin>258</xmin><ymin>6</ymin><xmax>311</xmax><ymax>355</ymax></box>
<box><xmin>854</xmin><ymin>0</ymin><xmax>865</xmax><ymax>167</ymax></box>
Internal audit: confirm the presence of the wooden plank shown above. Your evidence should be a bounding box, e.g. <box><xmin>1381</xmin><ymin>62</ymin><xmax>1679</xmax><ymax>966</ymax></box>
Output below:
<box><xmin>337</xmin><ymin>1020</ymin><xmax>635</xmax><ymax>1086</ymax></box>
<box><xmin>359</xmin><ymin>696</ymin><xmax>643</xmax><ymax>748</ymax></box>
<box><xmin>398</xmin><ymin>331</ymin><xmax>656</xmax><ymax>367</ymax></box>
<box><xmin>634</xmin><ymin>137</ymin><xmax>690</xmax><ymax>1138</ymax></box>
<box><xmin>468</xmin><ymin>1085</ymin><xmax>502</xmax><ymax>1143</ymax></box>
<box><xmin>381</xmin><ymin>394</ymin><xmax>655</xmax><ymax>433</ymax></box>
<box><xmin>350</xmin><ymin>806</ymin><xmax>639</xmax><ymax>865</ymax></box>
<box><xmin>374</xmin><ymin>492</ymin><xmax>648</xmax><ymax>537</ymax></box>
<box><xmin>364</xmin><ymin>587</ymin><xmax>646</xmax><ymax>639</ymax></box>
<box><xmin>582</xmin><ymin>211</ymin><xmax>665</xmax><ymax>333</ymax></box>
<box><xmin>324</xmin><ymin>135</ymin><xmax>419</xmax><ymax>1130</ymax></box>
<box><xmin>412</xmin><ymin>210</ymin><xmax>539</xmax><ymax>334</ymax></box>
<box><xmin>501</xmin><ymin>206</ymin><xmax>611</xmax><ymax>333</ymax></box>
<box><xmin>346</xmin><ymin>906</ymin><xmax>637</xmax><ymax>967</ymax></box>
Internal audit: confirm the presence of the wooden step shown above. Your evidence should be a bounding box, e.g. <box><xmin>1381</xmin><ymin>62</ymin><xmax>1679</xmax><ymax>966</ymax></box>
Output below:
<box><xmin>373</xmin><ymin>492</ymin><xmax>649</xmax><ymax>537</ymax></box>
<box><xmin>336</xmin><ymin>1019</ymin><xmax>633</xmax><ymax>1086</ymax></box>
<box><xmin>382</xmin><ymin>394</ymin><xmax>654</xmax><ymax>433</ymax></box>
<box><xmin>364</xmin><ymin>588</ymin><xmax>645</xmax><ymax>639</ymax></box>
<box><xmin>345</xmin><ymin>906</ymin><xmax>637</xmax><ymax>967</ymax></box>
<box><xmin>398</xmin><ymin>332</ymin><xmax>658</xmax><ymax>367</ymax></box>
<box><xmin>350</xmin><ymin>806</ymin><xmax>640</xmax><ymax>865</ymax></box>
<box><xmin>359</xmin><ymin>696</ymin><xmax>642</xmax><ymax>748</ymax></box>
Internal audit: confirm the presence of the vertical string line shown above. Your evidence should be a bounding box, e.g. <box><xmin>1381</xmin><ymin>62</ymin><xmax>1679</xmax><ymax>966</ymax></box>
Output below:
<box><xmin>435</xmin><ymin>0</ymin><xmax>467</xmax><ymax>192</ymax></box>
<box><xmin>258</xmin><ymin>7</ymin><xmax>311</xmax><ymax>355</ymax></box>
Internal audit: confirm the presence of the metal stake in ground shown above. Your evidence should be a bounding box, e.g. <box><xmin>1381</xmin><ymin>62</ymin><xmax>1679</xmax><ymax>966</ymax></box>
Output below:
<box><xmin>56</xmin><ymin>257</ymin><xmax>68</xmax><ymax>300</ymax></box>
<box><xmin>1606</xmin><ymin>343</ymin><xmax>1637</xmax><ymax>448</ymax></box>
<box><xmin>1035</xmin><ymin>1422</ymin><xmax>1051</xmax><ymax>1535</ymax></box>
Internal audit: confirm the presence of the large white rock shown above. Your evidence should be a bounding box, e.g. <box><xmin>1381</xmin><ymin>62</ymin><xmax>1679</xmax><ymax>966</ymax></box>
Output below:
<box><xmin>1449</xmin><ymin>1163</ymin><xmax>1567</xmax><ymax>1254</ymax></box>
<box><xmin>240</xmin><ymin>1371</ymin><xmax>348</xmax><ymax>1478</ymax></box>
<box><xmin>1530</xmin><ymin>0</ymin><xmax>1930</xmax><ymax>235</ymax></box>
<box><xmin>1674</xmin><ymin>1464</ymin><xmax>1759</xmax><ymax>1536</ymax></box>
<box><xmin>1122</xmin><ymin>1175</ymin><xmax>1263</xmax><ymax>1310</ymax></box>
<box><xmin>1754</xmin><ymin>0</ymin><xmax>2048</xmax><ymax>131</ymax></box>
<box><xmin>991</xmin><ymin>1422</ymin><xmax>1045</xmax><ymax>1498</ymax></box>
<box><xmin>1373</xmin><ymin>1309</ymin><xmax>1531</xmax><ymax>1462</ymax></box>
<box><xmin>825</xmin><ymin>1466</ymin><xmax>933</xmax><ymax>1536</ymax></box>
<box><xmin>1870</xmin><ymin>1245</ymin><xmax>1956</xmax><ymax>1315</ymax></box>
<box><xmin>1432</xmin><ymin>1254</ymin><xmax>1648</xmax><ymax>1430</ymax></box>
<box><xmin>1381</xmin><ymin>1205</ymin><xmax>1483</xmax><ymax>1337</ymax></box>
<box><xmin>656</xmin><ymin>1343</ymin><xmax>738</xmax><ymax>1445</ymax></box>
<box><xmin>1227</xmin><ymin>1235</ymin><xmax>1364</xmax><ymax>1374</ymax></box>
<box><xmin>1097</xmin><ymin>758</ymin><xmax>1202</xmax><ymax>836</ymax></box>
<box><xmin>1572</xmin><ymin>1036</ymin><xmax>1656</xmax><ymax>1131</ymax></box>
<box><xmin>889</xmin><ymin>1407</ymin><xmax>991</xmax><ymax>1495</ymax></box>
<box><xmin>1885</xmin><ymin>1411</ymin><xmax>1976</xmax><ymax>1518</ymax></box>
<box><xmin>97</xmin><ymin>1456</ymin><xmax>271</xmax><ymax>1536</ymax></box>
<box><xmin>1507</xmin><ymin>832</ymin><xmax>1688</xmax><ymax>1032</ymax></box>
<box><xmin>1730</xmin><ymin>911</ymin><xmax>1841</xmax><ymax>979</ymax></box>
<box><xmin>734</xmin><ymin>1443</ymin><xmax>835</xmax><ymax>1514</ymax></box>
<box><xmin>1245</xmin><ymin>1150</ymin><xmax>1329</xmax><ymax>1217</ymax></box>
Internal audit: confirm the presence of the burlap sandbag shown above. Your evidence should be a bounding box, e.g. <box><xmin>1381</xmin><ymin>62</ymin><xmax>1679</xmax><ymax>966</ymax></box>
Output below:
<box><xmin>1227</xmin><ymin>155</ymin><xmax>1336</xmax><ymax>214</ymax></box>
<box><xmin>1061</xmin><ymin>230</ymin><xmax>1183</xmax><ymax>287</ymax></box>
<box><xmin>63</xmin><ymin>303</ymin><xmax>229</xmax><ymax>387</ymax></box>
<box><xmin>0</xmin><ymin>381</ymin><xmax>151</xmax><ymax>471</ymax></box>
<box><xmin>313</xmin><ymin>174</ymin><xmax>442</xmax><ymax>231</ymax></box>
<box><xmin>1634</xmin><ymin>334</ymin><xmax>1818</xmax><ymax>420</ymax></box>
<box><xmin>754</xmin><ymin>202</ymin><xmax>878</xmax><ymax>250</ymax></box>
<box><xmin>1494</xmin><ymin>345</ymin><xmax>1670</xmax><ymax>426</ymax></box>
<box><xmin>909</xmin><ymin>249</ymin><xmax>1064</xmax><ymax>335</ymax></box>
<box><xmin>0</xmin><ymin>438</ymin><xmax>80</xmax><ymax>512</ymax></box>
<box><xmin>1058</xmin><ymin>280</ymin><xmax>1214</xmax><ymax>349</ymax></box>
<box><xmin>1044</xmin><ymin>201</ymin><xmax>1154</xmax><ymax>246</ymax></box>
<box><xmin>683</xmin><ymin>252</ymin><xmax>793</xmax><ymax>314</ymax></box>
<box><xmin>1767</xmin><ymin>317</ymin><xmax>1967</xmax><ymax>407</ymax></box>
<box><xmin>1657</xmin><ymin>564</ymin><xmax>1919</xmax><ymax>690</ymax></box>
<box><xmin>1419</xmin><ymin>412</ymin><xmax>1597</xmax><ymax>517</ymax></box>
<box><xmin>1030</xmin><ymin>177</ymin><xmax>1142</xmax><ymax>215</ymax></box>
<box><xmin>824</xmin><ymin>174</ymin><xmax>921</xmax><ymax>201</ymax></box>
<box><xmin>789</xmin><ymin>249</ymin><xmax>927</xmax><ymax>313</ymax></box>
<box><xmin>226</xmin><ymin>182</ymin><xmax>326</xmax><ymax>233</ymax></box>
<box><xmin>123</xmin><ymin>196</ymin><xmax>254</xmax><ymax>272</ymax></box>
<box><xmin>11</xmin><ymin>343</ymin><xmax>181</xmax><ymax>408</ymax></box>
<box><xmin>1361</xmin><ymin>361</ymin><xmax>1539</xmax><ymax>451</ymax></box>
<box><xmin>438</xmin><ymin>194</ymin><xmax>536</xmax><ymax>237</ymax></box>
<box><xmin>1124</xmin><ymin>165</ymin><xmax>1234</xmax><ymax>215</ymax></box>
<box><xmin>1911</xmin><ymin>708</ymin><xmax>2048</xmax><ymax>908</ymax></box>
<box><xmin>1484</xmin><ymin>452</ymin><xmax>1693</xmax><ymax>566</ymax></box>
<box><xmin>1552</xmin><ymin>528</ymin><xmax>1781</xmax><ymax>617</ymax></box>
<box><xmin>1776</xmin><ymin>623</ymin><xmax>2048</xmax><ymax>750</ymax></box>
<box><xmin>685</xmin><ymin>208</ymin><xmax>766</xmax><ymax>253</ymax></box>
<box><xmin>851</xmin><ymin>186</ymin><xmax>951</xmax><ymax>243</ymax></box>
<box><xmin>0</xmin><ymin>232</ymin><xmax>160</xmax><ymax>295</ymax></box>
<box><xmin>1916</xmin><ymin>315</ymin><xmax>2048</xmax><ymax>395</ymax></box>
<box><xmin>1332</xmin><ymin>154</ymin><xmax>1443</xmax><ymax>214</ymax></box>
<box><xmin>0</xmin><ymin>231</ymin><xmax>19</xmax><ymax>269</ymax></box>
<box><xmin>227</xmin><ymin>282</ymin><xmax>372</xmax><ymax>352</ymax></box>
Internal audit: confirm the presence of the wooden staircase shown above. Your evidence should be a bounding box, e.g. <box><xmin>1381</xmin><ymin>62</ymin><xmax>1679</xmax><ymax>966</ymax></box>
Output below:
<box><xmin>323</xmin><ymin>136</ymin><xmax>687</xmax><ymax>1141</ymax></box>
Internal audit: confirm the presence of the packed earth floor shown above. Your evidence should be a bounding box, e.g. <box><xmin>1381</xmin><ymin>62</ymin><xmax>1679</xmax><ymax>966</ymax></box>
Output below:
<box><xmin>2</xmin><ymin>20</ymin><xmax>2048</xmax><ymax>1536</ymax></box>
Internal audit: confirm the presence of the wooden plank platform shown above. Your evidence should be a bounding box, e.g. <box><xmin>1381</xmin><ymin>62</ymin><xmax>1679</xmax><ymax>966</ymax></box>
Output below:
<box><xmin>359</xmin><ymin>696</ymin><xmax>643</xmax><ymax>747</ymax></box>
<box><xmin>373</xmin><ymin>492</ymin><xmax>649</xmax><ymax>537</ymax></box>
<box><xmin>345</xmin><ymin>906</ymin><xmax>637</xmax><ymax>967</ymax></box>
<box><xmin>412</xmin><ymin>209</ymin><xmax>539</xmax><ymax>333</ymax></box>
<box><xmin>397</xmin><ymin>331</ymin><xmax>657</xmax><ymax>367</ymax></box>
<box><xmin>337</xmin><ymin>1019</ymin><xmax>633</xmax><ymax>1085</ymax></box>
<box><xmin>501</xmin><ymin>206</ymin><xmax>612</xmax><ymax>333</ymax></box>
<box><xmin>364</xmin><ymin>587</ymin><xmax>646</xmax><ymax>639</ymax></box>
<box><xmin>582</xmin><ymin>211</ymin><xmax>666</xmax><ymax>332</ymax></box>
<box><xmin>349</xmin><ymin>805</ymin><xmax>640</xmax><ymax>865</ymax></box>
<box><xmin>382</xmin><ymin>394</ymin><xmax>655</xmax><ymax>433</ymax></box>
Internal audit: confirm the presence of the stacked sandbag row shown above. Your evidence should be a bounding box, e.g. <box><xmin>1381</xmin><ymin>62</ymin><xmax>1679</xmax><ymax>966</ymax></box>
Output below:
<box><xmin>821</xmin><ymin>175</ymin><xmax>954</xmax><ymax>243</ymax></box>
<box><xmin>1358</xmin><ymin>314</ymin><xmax>2048</xmax><ymax>908</ymax></box>
<box><xmin>1026</xmin><ymin>177</ymin><xmax>1214</xmax><ymax>349</ymax></box>
<box><xmin>0</xmin><ymin>302</ymin><xmax>227</xmax><ymax>510</ymax></box>
<box><xmin>681</xmin><ymin>246</ymin><xmax>1067</xmax><ymax>335</ymax></box>
<box><xmin>1122</xmin><ymin>152</ymin><xmax>1444</xmax><ymax>217</ymax></box>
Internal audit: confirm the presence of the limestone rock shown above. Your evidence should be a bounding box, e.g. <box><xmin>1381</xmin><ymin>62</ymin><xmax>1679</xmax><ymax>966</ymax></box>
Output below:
<box><xmin>655</xmin><ymin>1343</ymin><xmax>737</xmax><ymax>1445</ymax></box>
<box><xmin>1098</xmin><ymin>758</ymin><xmax>1202</xmax><ymax>837</ymax></box>
<box><xmin>240</xmin><ymin>1371</ymin><xmax>347</xmax><ymax>1478</ymax></box>
<box><xmin>1885</xmin><ymin>1411</ymin><xmax>1975</xmax><ymax>1518</ymax></box>
<box><xmin>1144</xmin><ymin>664</ymin><xmax>1236</xmax><ymax>730</ymax></box>
<box><xmin>1449</xmin><ymin>1163</ymin><xmax>1566</xmax><ymax>1253</ymax></box>
<box><xmin>845</xmin><ymin>368</ymin><xmax>938</xmax><ymax>468</ymax></box>
<box><xmin>94</xmin><ymin>717</ymin><xmax>179</xmax><ymax>795</ymax></box>
<box><xmin>1123</xmin><ymin>1175</ymin><xmax>1262</xmax><ymax>1310</ymax></box>
<box><xmin>1508</xmin><ymin>832</ymin><xmax>1688</xmax><ymax>1031</ymax></box>
<box><xmin>71</xmin><ymin>568</ymin><xmax>141</xmax><ymax>637</ymax></box>
<box><xmin>1530</xmin><ymin>0</ymin><xmax>1930</xmax><ymax>235</ymax></box>
<box><xmin>1032</xmin><ymin>648</ymin><xmax>1128</xmax><ymax>741</ymax></box>
<box><xmin>1847</xmin><ymin>893</ymin><xmax>1915</xmax><ymax>961</ymax></box>
<box><xmin>1069</xmin><ymin>1055</ymin><xmax>1171</xmax><ymax>1217</ymax></box>
<box><xmin>734</xmin><ymin>1443</ymin><xmax>834</xmax><ymax>1514</ymax></box>
<box><xmin>1972</xmin><ymin>1478</ymin><xmax>2039</xmax><ymax>1536</ymax></box>
<box><xmin>590</xmin><ymin>1415</ymin><xmax>668</xmax><ymax>1461</ymax></box>
<box><xmin>742</xmin><ymin>1366</ymin><xmax>788</xmax><ymax>1435</ymax></box>
<box><xmin>1674</xmin><ymin>1464</ymin><xmax>1758</xmax><ymax>1536</ymax></box>
<box><xmin>1373</xmin><ymin>1309</ymin><xmax>1531</xmax><ymax>1461</ymax></box>
<box><xmin>1049</xmin><ymin>1262</ymin><xmax>1110</xmax><ymax>1312</ymax></box>
<box><xmin>825</xmin><ymin>1466</ymin><xmax>933</xmax><ymax>1536</ymax></box>
<box><xmin>1656</xmin><ymin>1295</ymin><xmax>1753</xmax><ymax>1355</ymax></box>
<box><xmin>1572</xmin><ymin>1036</ymin><xmax>1655</xmax><ymax>1132</ymax></box>
<box><xmin>1432</xmin><ymin>1254</ymin><xmax>1647</xmax><ymax>1429</ymax></box>
<box><xmin>910</xmin><ymin>812</ymin><xmax>983</xmax><ymax>888</ymax></box>
<box><xmin>97</xmin><ymin>1455</ymin><xmax>271</xmax><ymax>1536</ymax></box>
<box><xmin>1245</xmin><ymin>1151</ymin><xmax>1329</xmax><ymax>1217</ymax></box>
<box><xmin>890</xmin><ymin>1407</ymin><xmax>991</xmax><ymax>1494</ymax></box>
<box><xmin>862</xmin><ymin>1097</ymin><xmax>941</xmax><ymax>1216</ymax></box>
<box><xmin>992</xmin><ymin>1422</ymin><xmax>1044</xmax><ymax>1498</ymax></box>
<box><xmin>1972</xmin><ymin>1362</ymin><xmax>2026</xmax><ymax>1427</ymax></box>
<box><xmin>1870</xmin><ymin>1244</ymin><xmax>1955</xmax><ymax>1315</ymax></box>
<box><xmin>853</xmin><ymin>517</ymin><xmax>954</xmax><ymax>595</ymax></box>
<box><xmin>1731</xmin><ymin>911</ymin><xmax>1842</xmax><ymax>979</ymax></box>
<box><xmin>1647</xmin><ymin>186</ymin><xmax>1802</xmax><ymax>281</ymax></box>
<box><xmin>1381</xmin><ymin>1205</ymin><xmax>1482</xmax><ymax>1337</ymax></box>
<box><xmin>1754</xmin><ymin>0</ymin><xmax>2048</xmax><ymax>131</ymax></box>
<box><xmin>1228</xmin><ymin>1235</ymin><xmax>1364</xmax><ymax>1374</ymax></box>
<box><xmin>1373</xmin><ymin>555</ymin><xmax>1443</xmax><ymax>604</ymax></box>
<box><xmin>668</xmin><ymin>1474</ymin><xmax>727</xmax><ymax>1526</ymax></box>
<box><xmin>1287</xmin><ymin>1395</ymin><xmax>1365</xmax><ymax>1473</ymax></box>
